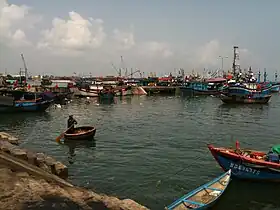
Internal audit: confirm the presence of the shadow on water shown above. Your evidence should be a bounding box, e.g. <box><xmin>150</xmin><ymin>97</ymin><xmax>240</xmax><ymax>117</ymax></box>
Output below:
<box><xmin>213</xmin><ymin>179</ymin><xmax>280</xmax><ymax>210</ymax></box>
<box><xmin>63</xmin><ymin>140</ymin><xmax>96</xmax><ymax>164</ymax></box>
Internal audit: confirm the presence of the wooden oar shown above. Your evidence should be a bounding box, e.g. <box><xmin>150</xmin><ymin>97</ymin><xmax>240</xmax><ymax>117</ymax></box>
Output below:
<box><xmin>56</xmin><ymin>125</ymin><xmax>74</xmax><ymax>143</ymax></box>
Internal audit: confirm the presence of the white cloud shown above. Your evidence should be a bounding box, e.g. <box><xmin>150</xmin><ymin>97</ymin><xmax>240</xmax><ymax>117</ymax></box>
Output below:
<box><xmin>0</xmin><ymin>0</ymin><xmax>38</xmax><ymax>46</ymax></box>
<box><xmin>139</xmin><ymin>41</ymin><xmax>173</xmax><ymax>58</ymax></box>
<box><xmin>37</xmin><ymin>11</ymin><xmax>106</xmax><ymax>54</ymax></box>
<box><xmin>196</xmin><ymin>39</ymin><xmax>221</xmax><ymax>68</ymax></box>
<box><xmin>0</xmin><ymin>1</ymin><xmax>262</xmax><ymax>75</ymax></box>
<box><xmin>113</xmin><ymin>28</ymin><xmax>135</xmax><ymax>50</ymax></box>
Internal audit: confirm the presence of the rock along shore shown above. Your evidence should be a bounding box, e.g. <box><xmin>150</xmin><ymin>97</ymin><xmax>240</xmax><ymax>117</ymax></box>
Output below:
<box><xmin>0</xmin><ymin>132</ymin><xmax>149</xmax><ymax>210</ymax></box>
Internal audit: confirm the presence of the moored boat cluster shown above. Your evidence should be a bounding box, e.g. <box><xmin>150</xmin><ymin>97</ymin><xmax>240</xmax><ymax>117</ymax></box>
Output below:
<box><xmin>0</xmin><ymin>46</ymin><xmax>279</xmax><ymax>113</ymax></box>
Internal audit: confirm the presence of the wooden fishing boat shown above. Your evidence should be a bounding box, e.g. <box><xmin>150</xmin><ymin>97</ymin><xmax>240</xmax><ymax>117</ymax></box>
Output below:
<box><xmin>220</xmin><ymin>93</ymin><xmax>272</xmax><ymax>104</ymax></box>
<box><xmin>208</xmin><ymin>142</ymin><xmax>280</xmax><ymax>181</ymax></box>
<box><xmin>165</xmin><ymin>170</ymin><xmax>231</xmax><ymax>210</ymax></box>
<box><xmin>0</xmin><ymin>89</ymin><xmax>53</xmax><ymax>113</ymax></box>
<box><xmin>64</xmin><ymin>126</ymin><xmax>96</xmax><ymax>140</ymax></box>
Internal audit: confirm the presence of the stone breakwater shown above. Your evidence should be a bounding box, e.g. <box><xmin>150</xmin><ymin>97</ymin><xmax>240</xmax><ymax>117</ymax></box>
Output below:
<box><xmin>0</xmin><ymin>132</ymin><xmax>149</xmax><ymax>210</ymax></box>
<box><xmin>0</xmin><ymin>132</ymin><xmax>68</xmax><ymax>179</ymax></box>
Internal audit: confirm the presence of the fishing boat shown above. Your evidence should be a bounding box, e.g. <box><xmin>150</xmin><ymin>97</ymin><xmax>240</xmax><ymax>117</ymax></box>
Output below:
<box><xmin>208</xmin><ymin>142</ymin><xmax>280</xmax><ymax>181</ymax></box>
<box><xmin>0</xmin><ymin>89</ymin><xmax>53</xmax><ymax>113</ymax></box>
<box><xmin>220</xmin><ymin>83</ymin><xmax>272</xmax><ymax>104</ymax></box>
<box><xmin>75</xmin><ymin>80</ymin><xmax>103</xmax><ymax>97</ymax></box>
<box><xmin>180</xmin><ymin>78</ymin><xmax>227</xmax><ymax>96</ymax></box>
<box><xmin>78</xmin><ymin>88</ymin><xmax>100</xmax><ymax>97</ymax></box>
<box><xmin>64</xmin><ymin>126</ymin><xmax>96</xmax><ymax>140</ymax></box>
<box><xmin>166</xmin><ymin>170</ymin><xmax>231</xmax><ymax>210</ymax></box>
<box><xmin>219</xmin><ymin>47</ymin><xmax>272</xmax><ymax>104</ymax></box>
<box><xmin>271</xmin><ymin>82</ymin><xmax>280</xmax><ymax>93</ymax></box>
<box><xmin>220</xmin><ymin>94</ymin><xmax>271</xmax><ymax>104</ymax></box>
<box><xmin>270</xmin><ymin>72</ymin><xmax>279</xmax><ymax>93</ymax></box>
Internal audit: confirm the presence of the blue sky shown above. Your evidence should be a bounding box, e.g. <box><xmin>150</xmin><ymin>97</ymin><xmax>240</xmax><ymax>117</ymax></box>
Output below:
<box><xmin>1</xmin><ymin>0</ymin><xmax>279</xmax><ymax>78</ymax></box>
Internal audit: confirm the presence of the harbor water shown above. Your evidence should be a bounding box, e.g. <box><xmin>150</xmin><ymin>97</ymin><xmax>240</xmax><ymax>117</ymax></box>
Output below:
<box><xmin>0</xmin><ymin>94</ymin><xmax>280</xmax><ymax>210</ymax></box>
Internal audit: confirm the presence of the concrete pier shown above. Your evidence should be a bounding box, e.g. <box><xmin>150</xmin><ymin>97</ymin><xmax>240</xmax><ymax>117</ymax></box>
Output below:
<box><xmin>0</xmin><ymin>132</ymin><xmax>149</xmax><ymax>210</ymax></box>
<box><xmin>0</xmin><ymin>133</ymin><xmax>68</xmax><ymax>179</ymax></box>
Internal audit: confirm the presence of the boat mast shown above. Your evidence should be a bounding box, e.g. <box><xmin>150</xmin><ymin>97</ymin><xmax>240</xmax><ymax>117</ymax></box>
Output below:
<box><xmin>232</xmin><ymin>46</ymin><xmax>240</xmax><ymax>79</ymax></box>
<box><xmin>264</xmin><ymin>68</ymin><xmax>267</xmax><ymax>83</ymax></box>
<box><xmin>257</xmin><ymin>70</ymin><xmax>261</xmax><ymax>83</ymax></box>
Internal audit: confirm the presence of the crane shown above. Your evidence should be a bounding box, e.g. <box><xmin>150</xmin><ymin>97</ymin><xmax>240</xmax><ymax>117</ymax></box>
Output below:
<box><xmin>20</xmin><ymin>53</ymin><xmax>28</xmax><ymax>84</ymax></box>
<box><xmin>126</xmin><ymin>69</ymin><xmax>142</xmax><ymax>78</ymax></box>
<box><xmin>111</xmin><ymin>62</ymin><xmax>121</xmax><ymax>77</ymax></box>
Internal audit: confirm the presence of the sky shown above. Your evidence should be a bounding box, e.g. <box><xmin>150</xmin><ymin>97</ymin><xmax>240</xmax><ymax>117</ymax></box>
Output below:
<box><xmin>0</xmin><ymin>0</ymin><xmax>279</xmax><ymax>77</ymax></box>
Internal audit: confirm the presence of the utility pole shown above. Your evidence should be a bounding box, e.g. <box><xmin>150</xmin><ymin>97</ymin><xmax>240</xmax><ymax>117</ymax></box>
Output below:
<box><xmin>218</xmin><ymin>55</ymin><xmax>228</xmax><ymax>72</ymax></box>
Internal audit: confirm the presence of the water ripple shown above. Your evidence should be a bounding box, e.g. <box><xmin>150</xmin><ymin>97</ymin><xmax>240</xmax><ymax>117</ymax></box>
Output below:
<box><xmin>1</xmin><ymin>95</ymin><xmax>280</xmax><ymax>209</ymax></box>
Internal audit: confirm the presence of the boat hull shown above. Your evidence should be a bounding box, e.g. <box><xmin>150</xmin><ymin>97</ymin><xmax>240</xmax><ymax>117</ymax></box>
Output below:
<box><xmin>166</xmin><ymin>170</ymin><xmax>231</xmax><ymax>210</ymax></box>
<box><xmin>64</xmin><ymin>126</ymin><xmax>96</xmax><ymax>140</ymax></box>
<box><xmin>208</xmin><ymin>145</ymin><xmax>280</xmax><ymax>181</ymax></box>
<box><xmin>132</xmin><ymin>86</ymin><xmax>147</xmax><ymax>95</ymax></box>
<box><xmin>180</xmin><ymin>87</ymin><xmax>222</xmax><ymax>96</ymax></box>
<box><xmin>271</xmin><ymin>85</ymin><xmax>280</xmax><ymax>92</ymax></box>
<box><xmin>77</xmin><ymin>89</ymin><xmax>99</xmax><ymax>97</ymax></box>
<box><xmin>220</xmin><ymin>94</ymin><xmax>271</xmax><ymax>104</ymax></box>
<box><xmin>0</xmin><ymin>100</ymin><xmax>53</xmax><ymax>113</ymax></box>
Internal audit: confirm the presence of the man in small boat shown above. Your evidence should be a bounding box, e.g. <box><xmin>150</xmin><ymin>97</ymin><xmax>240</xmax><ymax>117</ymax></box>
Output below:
<box><xmin>67</xmin><ymin>115</ymin><xmax>77</xmax><ymax>132</ymax></box>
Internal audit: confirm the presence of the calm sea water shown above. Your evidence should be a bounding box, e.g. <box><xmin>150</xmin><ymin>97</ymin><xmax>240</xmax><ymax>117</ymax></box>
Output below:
<box><xmin>1</xmin><ymin>94</ymin><xmax>280</xmax><ymax>210</ymax></box>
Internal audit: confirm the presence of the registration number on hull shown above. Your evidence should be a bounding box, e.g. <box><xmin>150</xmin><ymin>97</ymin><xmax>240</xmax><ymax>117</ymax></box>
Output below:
<box><xmin>229</xmin><ymin>163</ymin><xmax>260</xmax><ymax>175</ymax></box>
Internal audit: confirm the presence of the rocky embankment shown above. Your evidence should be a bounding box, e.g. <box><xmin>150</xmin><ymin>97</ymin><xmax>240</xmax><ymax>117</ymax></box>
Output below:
<box><xmin>0</xmin><ymin>132</ymin><xmax>149</xmax><ymax>210</ymax></box>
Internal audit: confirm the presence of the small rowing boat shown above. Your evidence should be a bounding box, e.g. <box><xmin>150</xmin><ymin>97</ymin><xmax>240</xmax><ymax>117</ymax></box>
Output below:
<box><xmin>165</xmin><ymin>170</ymin><xmax>231</xmax><ymax>210</ymax></box>
<box><xmin>64</xmin><ymin>126</ymin><xmax>96</xmax><ymax>140</ymax></box>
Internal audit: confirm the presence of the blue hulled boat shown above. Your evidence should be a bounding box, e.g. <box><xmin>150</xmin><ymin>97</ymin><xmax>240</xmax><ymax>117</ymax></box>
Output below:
<box><xmin>166</xmin><ymin>170</ymin><xmax>231</xmax><ymax>210</ymax></box>
<box><xmin>271</xmin><ymin>82</ymin><xmax>280</xmax><ymax>93</ymax></box>
<box><xmin>180</xmin><ymin>78</ymin><xmax>227</xmax><ymax>96</ymax></box>
<box><xmin>208</xmin><ymin>142</ymin><xmax>280</xmax><ymax>182</ymax></box>
<box><xmin>220</xmin><ymin>82</ymin><xmax>272</xmax><ymax>104</ymax></box>
<box><xmin>219</xmin><ymin>46</ymin><xmax>272</xmax><ymax>104</ymax></box>
<box><xmin>0</xmin><ymin>89</ymin><xmax>53</xmax><ymax>113</ymax></box>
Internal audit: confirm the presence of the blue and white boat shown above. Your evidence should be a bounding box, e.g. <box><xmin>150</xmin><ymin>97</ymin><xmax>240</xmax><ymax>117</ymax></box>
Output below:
<box><xmin>180</xmin><ymin>78</ymin><xmax>227</xmax><ymax>96</ymax></box>
<box><xmin>271</xmin><ymin>82</ymin><xmax>280</xmax><ymax>93</ymax></box>
<box><xmin>220</xmin><ymin>82</ymin><xmax>272</xmax><ymax>104</ymax></box>
<box><xmin>0</xmin><ymin>89</ymin><xmax>53</xmax><ymax>113</ymax></box>
<box><xmin>166</xmin><ymin>170</ymin><xmax>231</xmax><ymax>210</ymax></box>
<box><xmin>220</xmin><ymin>47</ymin><xmax>273</xmax><ymax>104</ymax></box>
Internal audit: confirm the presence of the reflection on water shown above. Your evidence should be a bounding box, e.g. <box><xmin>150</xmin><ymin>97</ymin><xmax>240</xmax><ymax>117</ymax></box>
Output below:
<box><xmin>63</xmin><ymin>140</ymin><xmax>96</xmax><ymax>164</ymax></box>
<box><xmin>1</xmin><ymin>95</ymin><xmax>280</xmax><ymax>209</ymax></box>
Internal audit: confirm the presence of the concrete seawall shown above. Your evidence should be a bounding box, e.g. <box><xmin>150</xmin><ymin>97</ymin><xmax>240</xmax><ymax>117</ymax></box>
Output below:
<box><xmin>0</xmin><ymin>132</ymin><xmax>149</xmax><ymax>210</ymax></box>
